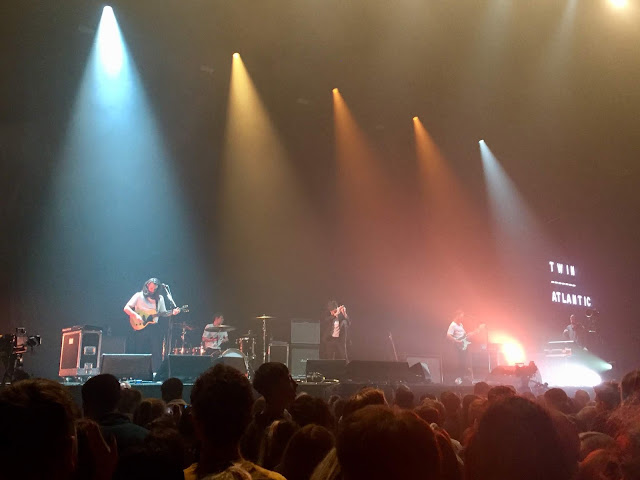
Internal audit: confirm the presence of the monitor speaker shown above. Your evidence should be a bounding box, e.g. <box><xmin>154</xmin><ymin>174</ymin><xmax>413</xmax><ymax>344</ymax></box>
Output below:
<box><xmin>158</xmin><ymin>355</ymin><xmax>215</xmax><ymax>382</ymax></box>
<box><xmin>406</xmin><ymin>355</ymin><xmax>443</xmax><ymax>384</ymax></box>
<box><xmin>346</xmin><ymin>360</ymin><xmax>412</xmax><ymax>383</ymax></box>
<box><xmin>290</xmin><ymin>344</ymin><xmax>320</xmax><ymax>378</ymax></box>
<box><xmin>101</xmin><ymin>354</ymin><xmax>153</xmax><ymax>381</ymax></box>
<box><xmin>408</xmin><ymin>362</ymin><xmax>432</xmax><ymax>383</ymax></box>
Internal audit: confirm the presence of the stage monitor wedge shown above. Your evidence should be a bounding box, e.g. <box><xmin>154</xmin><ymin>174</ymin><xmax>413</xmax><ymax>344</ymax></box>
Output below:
<box><xmin>101</xmin><ymin>354</ymin><xmax>153</xmax><ymax>381</ymax></box>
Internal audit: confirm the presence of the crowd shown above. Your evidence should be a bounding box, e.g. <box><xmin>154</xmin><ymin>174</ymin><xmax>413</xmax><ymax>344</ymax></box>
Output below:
<box><xmin>2</xmin><ymin>363</ymin><xmax>640</xmax><ymax>480</ymax></box>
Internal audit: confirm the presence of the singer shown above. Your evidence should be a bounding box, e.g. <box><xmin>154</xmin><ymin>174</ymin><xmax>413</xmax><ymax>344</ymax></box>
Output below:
<box><xmin>320</xmin><ymin>300</ymin><xmax>351</xmax><ymax>360</ymax></box>
<box><xmin>124</xmin><ymin>278</ymin><xmax>180</xmax><ymax>373</ymax></box>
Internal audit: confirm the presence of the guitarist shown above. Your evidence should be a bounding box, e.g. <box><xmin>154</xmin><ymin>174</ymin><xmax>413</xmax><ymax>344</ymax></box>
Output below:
<box><xmin>446</xmin><ymin>309</ymin><xmax>481</xmax><ymax>385</ymax></box>
<box><xmin>124</xmin><ymin>278</ymin><xmax>180</xmax><ymax>372</ymax></box>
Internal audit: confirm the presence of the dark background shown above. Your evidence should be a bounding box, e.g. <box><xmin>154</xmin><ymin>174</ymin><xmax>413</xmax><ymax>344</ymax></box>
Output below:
<box><xmin>1</xmin><ymin>0</ymin><xmax>639</xmax><ymax>380</ymax></box>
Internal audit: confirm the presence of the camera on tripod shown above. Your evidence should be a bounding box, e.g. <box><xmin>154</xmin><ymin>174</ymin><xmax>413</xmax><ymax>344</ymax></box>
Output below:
<box><xmin>0</xmin><ymin>327</ymin><xmax>42</xmax><ymax>385</ymax></box>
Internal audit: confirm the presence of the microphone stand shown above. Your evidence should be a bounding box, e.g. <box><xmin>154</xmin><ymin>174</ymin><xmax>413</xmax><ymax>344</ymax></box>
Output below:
<box><xmin>162</xmin><ymin>284</ymin><xmax>178</xmax><ymax>364</ymax></box>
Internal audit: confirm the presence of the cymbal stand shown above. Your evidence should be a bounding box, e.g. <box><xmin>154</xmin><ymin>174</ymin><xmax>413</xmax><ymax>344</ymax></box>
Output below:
<box><xmin>179</xmin><ymin>325</ymin><xmax>188</xmax><ymax>354</ymax></box>
<box><xmin>261</xmin><ymin>318</ymin><xmax>267</xmax><ymax>364</ymax></box>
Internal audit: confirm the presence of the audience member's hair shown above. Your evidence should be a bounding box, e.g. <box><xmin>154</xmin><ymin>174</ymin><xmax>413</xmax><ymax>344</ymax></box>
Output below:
<box><xmin>440</xmin><ymin>391</ymin><xmax>461</xmax><ymax>414</ymax></box>
<box><xmin>279</xmin><ymin>425</ymin><xmax>336</xmax><ymax>480</ymax></box>
<box><xmin>337</xmin><ymin>405</ymin><xmax>441</xmax><ymax>480</ymax></box>
<box><xmin>309</xmin><ymin>447</ymin><xmax>341</xmax><ymax>480</ymax></box>
<box><xmin>332</xmin><ymin>398</ymin><xmax>346</xmax><ymax>423</ymax></box>
<box><xmin>467</xmin><ymin>398</ymin><xmax>488</xmax><ymax>426</ymax></box>
<box><xmin>251</xmin><ymin>396</ymin><xmax>266</xmax><ymax>417</ymax></box>
<box><xmin>0</xmin><ymin>379</ymin><xmax>79</xmax><ymax>480</ymax></box>
<box><xmin>342</xmin><ymin>387</ymin><xmax>387</xmax><ymax>419</ymax></box>
<box><xmin>258</xmin><ymin>419</ymin><xmax>299</xmax><ymax>470</ymax></box>
<box><xmin>191</xmin><ymin>364</ymin><xmax>254</xmax><ymax>447</ymax></box>
<box><xmin>289</xmin><ymin>394</ymin><xmax>335</xmax><ymax>430</ymax></box>
<box><xmin>82</xmin><ymin>373</ymin><xmax>122</xmax><ymax>417</ymax></box>
<box><xmin>420</xmin><ymin>393</ymin><xmax>437</xmax><ymax>402</ymax></box>
<box><xmin>473</xmin><ymin>381</ymin><xmax>491</xmax><ymax>398</ymax></box>
<box><xmin>203</xmin><ymin>466</ymin><xmax>253</xmax><ymax>480</ymax></box>
<box><xmin>487</xmin><ymin>384</ymin><xmax>516</xmax><ymax>404</ymax></box>
<box><xmin>579</xmin><ymin>432</ymin><xmax>617</xmax><ymax>461</ymax></box>
<box><xmin>595</xmin><ymin>382</ymin><xmax>621</xmax><ymax>411</ymax></box>
<box><xmin>118</xmin><ymin>387</ymin><xmax>143</xmax><ymax>418</ymax></box>
<box><xmin>545</xmin><ymin>387</ymin><xmax>573</xmax><ymax>414</ymax></box>
<box><xmin>420</xmin><ymin>398</ymin><xmax>446</xmax><ymax>427</ymax></box>
<box><xmin>621</xmin><ymin>370</ymin><xmax>640</xmax><ymax>403</ymax></box>
<box><xmin>433</xmin><ymin>426</ymin><xmax>463</xmax><ymax>480</ymax></box>
<box><xmin>394</xmin><ymin>384</ymin><xmax>415</xmax><ymax>409</ymax></box>
<box><xmin>133</xmin><ymin>398</ymin><xmax>167</xmax><ymax>428</ymax></box>
<box><xmin>253</xmin><ymin>362</ymin><xmax>292</xmax><ymax>399</ymax></box>
<box><xmin>161</xmin><ymin>377</ymin><xmax>184</xmax><ymax>403</ymax></box>
<box><xmin>461</xmin><ymin>394</ymin><xmax>480</xmax><ymax>430</ymax></box>
<box><xmin>145</xmin><ymin>424</ymin><xmax>187</xmax><ymax>470</ymax></box>
<box><xmin>465</xmin><ymin>396</ymin><xmax>575</xmax><ymax>480</ymax></box>
<box><xmin>414</xmin><ymin>404</ymin><xmax>441</xmax><ymax>426</ymax></box>
<box><xmin>576</xmin><ymin>449</ymin><xmax>623</xmax><ymax>480</ymax></box>
<box><xmin>574</xmin><ymin>390</ymin><xmax>591</xmax><ymax>413</ymax></box>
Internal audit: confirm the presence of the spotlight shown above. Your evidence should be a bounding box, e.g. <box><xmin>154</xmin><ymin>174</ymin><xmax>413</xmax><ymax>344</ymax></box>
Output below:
<box><xmin>233</xmin><ymin>52</ymin><xmax>240</xmax><ymax>59</ymax></box>
<box><xmin>332</xmin><ymin>88</ymin><xmax>339</xmax><ymax>93</ymax></box>
<box><xmin>479</xmin><ymin>139</ymin><xmax>485</xmax><ymax>144</ymax></box>
<box><xmin>413</xmin><ymin>116</ymin><xmax>419</xmax><ymax>121</ymax></box>
<box><xmin>610</xmin><ymin>0</ymin><xmax>628</xmax><ymax>8</ymax></box>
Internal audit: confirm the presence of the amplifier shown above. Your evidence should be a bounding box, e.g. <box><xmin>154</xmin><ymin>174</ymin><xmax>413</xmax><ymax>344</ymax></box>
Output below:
<box><xmin>291</xmin><ymin>319</ymin><xmax>320</xmax><ymax>345</ymax></box>
<box><xmin>290</xmin><ymin>344</ymin><xmax>320</xmax><ymax>378</ymax></box>
<box><xmin>59</xmin><ymin>326</ymin><xmax>102</xmax><ymax>377</ymax></box>
<box><xmin>268</xmin><ymin>342</ymin><xmax>290</xmax><ymax>366</ymax></box>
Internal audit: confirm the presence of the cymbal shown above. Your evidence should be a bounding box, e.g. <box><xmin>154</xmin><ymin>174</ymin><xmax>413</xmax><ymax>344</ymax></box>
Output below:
<box><xmin>174</xmin><ymin>322</ymin><xmax>194</xmax><ymax>330</ymax></box>
<box><xmin>256</xmin><ymin>315</ymin><xmax>275</xmax><ymax>319</ymax></box>
<box><xmin>204</xmin><ymin>324</ymin><xmax>236</xmax><ymax>333</ymax></box>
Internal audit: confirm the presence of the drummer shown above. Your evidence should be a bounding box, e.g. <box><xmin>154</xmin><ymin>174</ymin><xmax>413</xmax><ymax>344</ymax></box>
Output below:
<box><xmin>202</xmin><ymin>313</ymin><xmax>230</xmax><ymax>356</ymax></box>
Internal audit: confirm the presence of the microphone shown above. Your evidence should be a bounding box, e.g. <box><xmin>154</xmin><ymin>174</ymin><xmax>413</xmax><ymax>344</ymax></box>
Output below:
<box><xmin>161</xmin><ymin>283</ymin><xmax>169</xmax><ymax>287</ymax></box>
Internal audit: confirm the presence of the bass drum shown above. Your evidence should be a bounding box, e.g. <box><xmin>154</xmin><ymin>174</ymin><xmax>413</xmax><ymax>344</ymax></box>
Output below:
<box><xmin>219</xmin><ymin>348</ymin><xmax>250</xmax><ymax>378</ymax></box>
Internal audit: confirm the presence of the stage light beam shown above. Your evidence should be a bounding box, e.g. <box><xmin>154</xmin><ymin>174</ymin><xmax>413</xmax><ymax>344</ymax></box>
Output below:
<box><xmin>96</xmin><ymin>6</ymin><xmax>124</xmax><ymax>77</ymax></box>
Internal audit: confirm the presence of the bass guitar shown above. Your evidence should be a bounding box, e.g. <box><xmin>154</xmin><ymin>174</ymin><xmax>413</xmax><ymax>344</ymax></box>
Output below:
<box><xmin>129</xmin><ymin>305</ymin><xmax>189</xmax><ymax>331</ymax></box>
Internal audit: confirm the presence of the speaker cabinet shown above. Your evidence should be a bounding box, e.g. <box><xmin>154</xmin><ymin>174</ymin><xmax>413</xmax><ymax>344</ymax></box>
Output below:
<box><xmin>405</xmin><ymin>355</ymin><xmax>443</xmax><ymax>384</ymax></box>
<box><xmin>346</xmin><ymin>361</ymin><xmax>412</xmax><ymax>384</ymax></box>
<box><xmin>159</xmin><ymin>355</ymin><xmax>214</xmax><ymax>382</ymax></box>
<box><xmin>290</xmin><ymin>344</ymin><xmax>320</xmax><ymax>378</ymax></box>
<box><xmin>268</xmin><ymin>342</ymin><xmax>289</xmax><ymax>366</ymax></box>
<box><xmin>101</xmin><ymin>354</ymin><xmax>153</xmax><ymax>381</ymax></box>
<box><xmin>59</xmin><ymin>326</ymin><xmax>102</xmax><ymax>377</ymax></box>
<box><xmin>291</xmin><ymin>319</ymin><xmax>320</xmax><ymax>345</ymax></box>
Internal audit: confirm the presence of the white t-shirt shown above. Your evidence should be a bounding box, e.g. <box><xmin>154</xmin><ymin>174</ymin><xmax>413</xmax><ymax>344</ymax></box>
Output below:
<box><xmin>447</xmin><ymin>321</ymin><xmax>466</xmax><ymax>340</ymax></box>
<box><xmin>127</xmin><ymin>292</ymin><xmax>166</xmax><ymax>321</ymax></box>
<box><xmin>202</xmin><ymin>325</ymin><xmax>229</xmax><ymax>350</ymax></box>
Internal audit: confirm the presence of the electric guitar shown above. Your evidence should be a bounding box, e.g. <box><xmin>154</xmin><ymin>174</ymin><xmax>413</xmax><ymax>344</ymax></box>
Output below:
<box><xmin>129</xmin><ymin>305</ymin><xmax>189</xmax><ymax>331</ymax></box>
<box><xmin>455</xmin><ymin>324</ymin><xmax>486</xmax><ymax>351</ymax></box>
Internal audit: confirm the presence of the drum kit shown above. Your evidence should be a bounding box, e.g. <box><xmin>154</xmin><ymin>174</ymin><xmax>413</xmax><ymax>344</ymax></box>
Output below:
<box><xmin>169</xmin><ymin>315</ymin><xmax>277</xmax><ymax>376</ymax></box>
